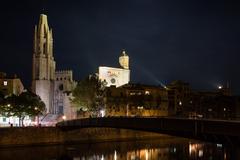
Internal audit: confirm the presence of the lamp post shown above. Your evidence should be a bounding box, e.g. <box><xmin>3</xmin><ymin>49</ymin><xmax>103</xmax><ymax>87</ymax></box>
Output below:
<box><xmin>62</xmin><ymin>115</ymin><xmax>66</xmax><ymax>121</ymax></box>
<box><xmin>34</xmin><ymin>107</ymin><xmax>39</xmax><ymax>126</ymax></box>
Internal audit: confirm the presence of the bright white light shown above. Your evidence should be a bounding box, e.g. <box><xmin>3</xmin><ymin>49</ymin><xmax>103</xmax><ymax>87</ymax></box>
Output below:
<box><xmin>218</xmin><ymin>85</ymin><xmax>223</xmax><ymax>89</ymax></box>
<box><xmin>145</xmin><ymin>150</ymin><xmax>148</xmax><ymax>160</ymax></box>
<box><xmin>137</xmin><ymin>106</ymin><xmax>144</xmax><ymax>110</ymax></box>
<box><xmin>114</xmin><ymin>150</ymin><xmax>117</xmax><ymax>160</ymax></box>
<box><xmin>100</xmin><ymin>109</ymin><xmax>105</xmax><ymax>117</ymax></box>
<box><xmin>62</xmin><ymin>115</ymin><xmax>66</xmax><ymax>120</ymax></box>
<box><xmin>189</xmin><ymin>144</ymin><xmax>192</xmax><ymax>155</ymax></box>
<box><xmin>198</xmin><ymin>149</ymin><xmax>203</xmax><ymax>157</ymax></box>
<box><xmin>145</xmin><ymin>91</ymin><xmax>150</xmax><ymax>95</ymax></box>
<box><xmin>7</xmin><ymin>104</ymin><xmax>11</xmax><ymax>107</ymax></box>
<box><xmin>179</xmin><ymin>101</ymin><xmax>182</xmax><ymax>106</ymax></box>
<box><xmin>82</xmin><ymin>107</ymin><xmax>88</xmax><ymax>111</ymax></box>
<box><xmin>217</xmin><ymin>144</ymin><xmax>222</xmax><ymax>148</ymax></box>
<box><xmin>3</xmin><ymin>81</ymin><xmax>7</xmax><ymax>86</ymax></box>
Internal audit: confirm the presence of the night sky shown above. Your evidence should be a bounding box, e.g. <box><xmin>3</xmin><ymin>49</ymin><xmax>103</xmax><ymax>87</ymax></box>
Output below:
<box><xmin>1</xmin><ymin>0</ymin><xmax>240</xmax><ymax>94</ymax></box>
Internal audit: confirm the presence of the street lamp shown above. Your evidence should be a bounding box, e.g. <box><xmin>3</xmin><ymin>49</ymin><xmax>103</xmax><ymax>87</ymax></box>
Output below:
<box><xmin>34</xmin><ymin>107</ymin><xmax>40</xmax><ymax>126</ymax></box>
<box><xmin>62</xmin><ymin>115</ymin><xmax>66</xmax><ymax>121</ymax></box>
<box><xmin>100</xmin><ymin>109</ymin><xmax>105</xmax><ymax>117</ymax></box>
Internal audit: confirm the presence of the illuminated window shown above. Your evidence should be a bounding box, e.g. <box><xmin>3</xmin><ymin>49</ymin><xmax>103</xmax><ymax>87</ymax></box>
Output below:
<box><xmin>145</xmin><ymin>91</ymin><xmax>150</xmax><ymax>95</ymax></box>
<box><xmin>130</xmin><ymin>92</ymin><xmax>136</xmax><ymax>95</ymax></box>
<box><xmin>3</xmin><ymin>81</ymin><xmax>7</xmax><ymax>86</ymax></box>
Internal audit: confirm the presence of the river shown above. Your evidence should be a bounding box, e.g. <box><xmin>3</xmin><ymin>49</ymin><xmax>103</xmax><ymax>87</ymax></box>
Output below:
<box><xmin>0</xmin><ymin>136</ymin><xmax>236</xmax><ymax>160</ymax></box>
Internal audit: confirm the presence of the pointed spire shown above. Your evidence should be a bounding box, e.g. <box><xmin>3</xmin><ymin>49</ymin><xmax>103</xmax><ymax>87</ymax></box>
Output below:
<box><xmin>38</xmin><ymin>14</ymin><xmax>49</xmax><ymax>32</ymax></box>
<box><xmin>32</xmin><ymin>13</ymin><xmax>55</xmax><ymax>81</ymax></box>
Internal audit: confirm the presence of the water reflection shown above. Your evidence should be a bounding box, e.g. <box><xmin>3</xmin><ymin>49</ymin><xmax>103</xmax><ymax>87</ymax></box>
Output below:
<box><xmin>0</xmin><ymin>137</ymin><xmax>237</xmax><ymax>160</ymax></box>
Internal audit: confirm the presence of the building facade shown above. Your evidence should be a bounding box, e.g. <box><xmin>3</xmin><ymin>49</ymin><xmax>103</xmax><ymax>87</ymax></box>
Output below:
<box><xmin>32</xmin><ymin>14</ymin><xmax>76</xmax><ymax>123</ymax></box>
<box><xmin>166</xmin><ymin>80</ymin><xmax>240</xmax><ymax>119</ymax></box>
<box><xmin>166</xmin><ymin>80</ymin><xmax>191</xmax><ymax>116</ymax></box>
<box><xmin>98</xmin><ymin>50</ymin><xmax>130</xmax><ymax>87</ymax></box>
<box><xmin>104</xmin><ymin>84</ymin><xmax>169</xmax><ymax>117</ymax></box>
<box><xmin>54</xmin><ymin>70</ymin><xmax>77</xmax><ymax>119</ymax></box>
<box><xmin>0</xmin><ymin>72</ymin><xmax>24</xmax><ymax>96</ymax></box>
<box><xmin>0</xmin><ymin>72</ymin><xmax>27</xmax><ymax>126</ymax></box>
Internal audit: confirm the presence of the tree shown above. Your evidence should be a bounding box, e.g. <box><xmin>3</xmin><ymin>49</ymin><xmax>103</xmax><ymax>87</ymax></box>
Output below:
<box><xmin>71</xmin><ymin>74</ymin><xmax>105</xmax><ymax>117</ymax></box>
<box><xmin>0</xmin><ymin>91</ymin><xmax>4</xmax><ymax>107</ymax></box>
<box><xmin>0</xmin><ymin>91</ymin><xmax>46</xmax><ymax>126</ymax></box>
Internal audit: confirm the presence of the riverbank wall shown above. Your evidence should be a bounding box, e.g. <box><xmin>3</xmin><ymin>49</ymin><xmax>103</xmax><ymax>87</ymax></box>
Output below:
<box><xmin>0</xmin><ymin>127</ymin><xmax>168</xmax><ymax>147</ymax></box>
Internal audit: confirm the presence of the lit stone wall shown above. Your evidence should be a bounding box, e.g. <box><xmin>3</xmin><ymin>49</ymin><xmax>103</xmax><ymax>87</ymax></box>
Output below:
<box><xmin>63</xmin><ymin>93</ymin><xmax>77</xmax><ymax>120</ymax></box>
<box><xmin>104</xmin><ymin>84</ymin><xmax>169</xmax><ymax>117</ymax></box>
<box><xmin>0</xmin><ymin>78</ymin><xmax>24</xmax><ymax>96</ymax></box>
<box><xmin>119</xmin><ymin>50</ymin><xmax>129</xmax><ymax>69</ymax></box>
<box><xmin>98</xmin><ymin>66</ymin><xmax>130</xmax><ymax>87</ymax></box>
<box><xmin>32</xmin><ymin>14</ymin><xmax>56</xmax><ymax>114</ymax></box>
<box><xmin>54</xmin><ymin>70</ymin><xmax>77</xmax><ymax>117</ymax></box>
<box><xmin>33</xmin><ymin>80</ymin><xmax>54</xmax><ymax>113</ymax></box>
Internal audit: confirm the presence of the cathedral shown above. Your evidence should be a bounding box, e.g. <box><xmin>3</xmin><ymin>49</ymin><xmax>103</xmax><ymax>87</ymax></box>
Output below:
<box><xmin>32</xmin><ymin>14</ymin><xmax>130</xmax><ymax>123</ymax></box>
<box><xmin>98</xmin><ymin>50</ymin><xmax>130</xmax><ymax>87</ymax></box>
<box><xmin>32</xmin><ymin>14</ymin><xmax>76</xmax><ymax>123</ymax></box>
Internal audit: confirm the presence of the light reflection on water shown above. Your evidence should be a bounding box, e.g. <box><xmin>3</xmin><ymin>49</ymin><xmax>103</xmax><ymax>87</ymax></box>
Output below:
<box><xmin>0</xmin><ymin>137</ymin><xmax>236</xmax><ymax>160</ymax></box>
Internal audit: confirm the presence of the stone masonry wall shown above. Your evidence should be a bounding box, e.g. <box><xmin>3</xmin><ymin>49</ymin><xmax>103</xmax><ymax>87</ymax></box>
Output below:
<box><xmin>0</xmin><ymin>127</ymin><xmax>166</xmax><ymax>147</ymax></box>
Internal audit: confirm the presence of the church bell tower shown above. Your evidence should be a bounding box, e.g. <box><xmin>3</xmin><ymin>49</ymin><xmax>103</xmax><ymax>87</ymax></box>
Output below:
<box><xmin>119</xmin><ymin>50</ymin><xmax>129</xmax><ymax>69</ymax></box>
<box><xmin>32</xmin><ymin>14</ymin><xmax>56</xmax><ymax>113</ymax></box>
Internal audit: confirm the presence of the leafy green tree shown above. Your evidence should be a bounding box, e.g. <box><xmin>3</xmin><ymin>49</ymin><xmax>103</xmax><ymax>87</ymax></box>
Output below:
<box><xmin>0</xmin><ymin>91</ymin><xmax>4</xmax><ymax>107</ymax></box>
<box><xmin>71</xmin><ymin>74</ymin><xmax>105</xmax><ymax>117</ymax></box>
<box><xmin>0</xmin><ymin>91</ymin><xmax>46</xmax><ymax>126</ymax></box>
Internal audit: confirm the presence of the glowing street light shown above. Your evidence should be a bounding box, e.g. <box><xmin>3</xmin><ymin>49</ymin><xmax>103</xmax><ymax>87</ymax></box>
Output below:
<box><xmin>100</xmin><ymin>109</ymin><xmax>105</xmax><ymax>117</ymax></box>
<box><xmin>62</xmin><ymin>115</ymin><xmax>66</xmax><ymax>120</ymax></box>
<box><xmin>179</xmin><ymin>101</ymin><xmax>182</xmax><ymax>106</ymax></box>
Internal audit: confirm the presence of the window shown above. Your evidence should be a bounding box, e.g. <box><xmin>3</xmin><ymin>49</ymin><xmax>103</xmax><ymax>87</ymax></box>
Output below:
<box><xmin>145</xmin><ymin>90</ymin><xmax>150</xmax><ymax>95</ymax></box>
<box><xmin>3</xmin><ymin>81</ymin><xmax>7</xmax><ymax>86</ymax></box>
<box><xmin>2</xmin><ymin>117</ymin><xmax>6</xmax><ymax>122</ymax></box>
<box><xmin>59</xmin><ymin>84</ymin><xmax>64</xmax><ymax>91</ymax></box>
<box><xmin>58</xmin><ymin>106</ymin><xmax>63</xmax><ymax>114</ymax></box>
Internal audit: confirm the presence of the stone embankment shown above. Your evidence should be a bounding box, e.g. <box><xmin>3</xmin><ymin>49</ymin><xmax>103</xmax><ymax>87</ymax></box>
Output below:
<box><xmin>0</xmin><ymin>127</ymin><xmax>167</xmax><ymax>147</ymax></box>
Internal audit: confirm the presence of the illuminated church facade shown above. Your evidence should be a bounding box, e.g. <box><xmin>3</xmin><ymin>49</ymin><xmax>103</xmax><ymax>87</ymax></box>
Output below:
<box><xmin>32</xmin><ymin>14</ymin><xmax>131</xmax><ymax>122</ymax></box>
<box><xmin>32</xmin><ymin>14</ymin><xmax>76</xmax><ymax>123</ymax></box>
<box><xmin>98</xmin><ymin>50</ymin><xmax>130</xmax><ymax>87</ymax></box>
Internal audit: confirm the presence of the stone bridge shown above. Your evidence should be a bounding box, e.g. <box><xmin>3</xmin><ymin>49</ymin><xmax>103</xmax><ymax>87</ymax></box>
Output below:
<box><xmin>56</xmin><ymin>117</ymin><xmax>240</xmax><ymax>145</ymax></box>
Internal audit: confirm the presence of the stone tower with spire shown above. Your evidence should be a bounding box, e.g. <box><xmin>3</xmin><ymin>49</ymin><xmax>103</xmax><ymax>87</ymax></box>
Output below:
<box><xmin>119</xmin><ymin>50</ymin><xmax>129</xmax><ymax>69</ymax></box>
<box><xmin>32</xmin><ymin>14</ymin><xmax>77</xmax><ymax>122</ymax></box>
<box><xmin>32</xmin><ymin>14</ymin><xmax>56</xmax><ymax>113</ymax></box>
